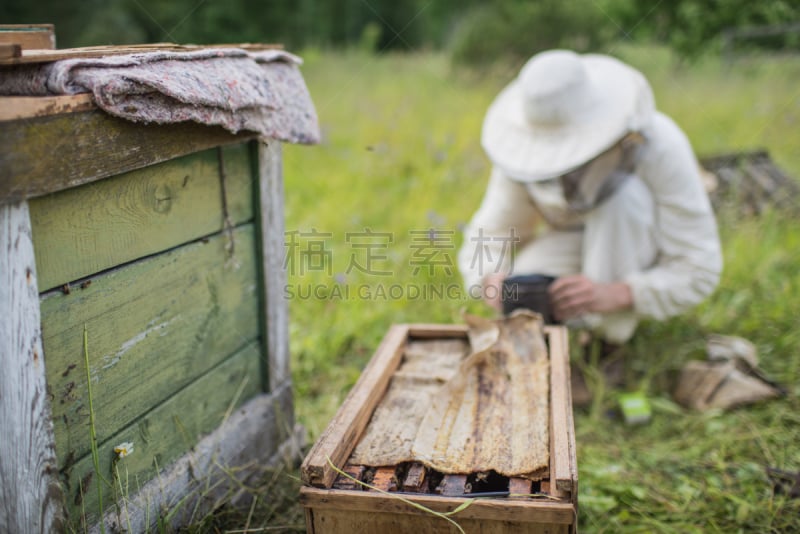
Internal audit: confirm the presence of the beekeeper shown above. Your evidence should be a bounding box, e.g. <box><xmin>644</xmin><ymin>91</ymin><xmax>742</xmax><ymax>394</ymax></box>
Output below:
<box><xmin>458</xmin><ymin>49</ymin><xmax>723</xmax><ymax>344</ymax></box>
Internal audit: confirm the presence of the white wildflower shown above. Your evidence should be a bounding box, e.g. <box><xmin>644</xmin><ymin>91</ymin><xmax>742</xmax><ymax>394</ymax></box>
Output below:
<box><xmin>114</xmin><ymin>441</ymin><xmax>134</xmax><ymax>459</ymax></box>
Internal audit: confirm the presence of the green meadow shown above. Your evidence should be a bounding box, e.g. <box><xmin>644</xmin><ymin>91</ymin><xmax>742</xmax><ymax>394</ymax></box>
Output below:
<box><xmin>278</xmin><ymin>45</ymin><xmax>800</xmax><ymax>532</ymax></box>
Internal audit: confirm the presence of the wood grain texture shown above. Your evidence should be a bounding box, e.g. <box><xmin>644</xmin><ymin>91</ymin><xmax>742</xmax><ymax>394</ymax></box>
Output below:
<box><xmin>0</xmin><ymin>24</ymin><xmax>55</xmax><ymax>50</ymax></box>
<box><xmin>0</xmin><ymin>43</ymin><xmax>21</xmax><ymax>59</ymax></box>
<box><xmin>301</xmin><ymin>325</ymin><xmax>409</xmax><ymax>488</ymax></box>
<box><xmin>300</xmin><ymin>487</ymin><xmax>575</xmax><ymax>525</ymax></box>
<box><xmin>29</xmin><ymin>144</ymin><xmax>253</xmax><ymax>291</ymax></box>
<box><xmin>0</xmin><ymin>202</ymin><xmax>64</xmax><ymax>533</ymax></box>
<box><xmin>0</xmin><ymin>94</ymin><xmax>95</xmax><ymax>121</ymax></box>
<box><xmin>0</xmin><ymin>42</ymin><xmax>281</xmax><ymax>65</ymax></box>
<box><xmin>66</xmin><ymin>341</ymin><xmax>264</xmax><ymax>525</ymax></box>
<box><xmin>306</xmin><ymin>508</ymin><xmax>569</xmax><ymax>534</ymax></box>
<box><xmin>256</xmin><ymin>140</ymin><xmax>289</xmax><ymax>392</ymax></box>
<box><xmin>42</xmin><ymin>225</ymin><xmax>261</xmax><ymax>464</ymax></box>
<box><xmin>544</xmin><ymin>326</ymin><xmax>576</xmax><ymax>496</ymax></box>
<box><xmin>0</xmin><ymin>109</ymin><xmax>255</xmax><ymax>203</ymax></box>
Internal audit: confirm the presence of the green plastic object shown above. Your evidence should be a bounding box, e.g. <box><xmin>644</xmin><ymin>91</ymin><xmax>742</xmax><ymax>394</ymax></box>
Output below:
<box><xmin>618</xmin><ymin>392</ymin><xmax>652</xmax><ymax>425</ymax></box>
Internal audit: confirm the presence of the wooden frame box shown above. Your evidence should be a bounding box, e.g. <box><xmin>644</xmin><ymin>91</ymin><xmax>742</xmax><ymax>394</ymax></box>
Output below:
<box><xmin>301</xmin><ymin>323</ymin><xmax>578</xmax><ymax>534</ymax></box>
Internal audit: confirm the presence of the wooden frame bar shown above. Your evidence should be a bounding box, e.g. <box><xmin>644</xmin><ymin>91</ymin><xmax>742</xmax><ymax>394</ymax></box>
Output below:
<box><xmin>301</xmin><ymin>324</ymin><xmax>409</xmax><ymax>488</ymax></box>
<box><xmin>545</xmin><ymin>325</ymin><xmax>579</xmax><ymax>502</ymax></box>
<box><xmin>300</xmin><ymin>487</ymin><xmax>576</xmax><ymax>525</ymax></box>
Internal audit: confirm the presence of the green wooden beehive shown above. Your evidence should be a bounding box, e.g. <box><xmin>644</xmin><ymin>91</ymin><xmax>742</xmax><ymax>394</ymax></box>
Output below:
<box><xmin>1</xmin><ymin>87</ymin><xmax>308</xmax><ymax>530</ymax></box>
<box><xmin>34</xmin><ymin>141</ymin><xmax>271</xmax><ymax>524</ymax></box>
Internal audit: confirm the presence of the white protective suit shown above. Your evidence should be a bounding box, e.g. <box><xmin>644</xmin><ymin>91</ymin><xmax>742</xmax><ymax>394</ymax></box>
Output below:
<box><xmin>458</xmin><ymin>112</ymin><xmax>723</xmax><ymax>343</ymax></box>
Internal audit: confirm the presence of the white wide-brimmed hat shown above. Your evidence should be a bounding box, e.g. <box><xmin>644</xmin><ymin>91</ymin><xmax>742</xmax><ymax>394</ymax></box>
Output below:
<box><xmin>481</xmin><ymin>50</ymin><xmax>655</xmax><ymax>182</ymax></box>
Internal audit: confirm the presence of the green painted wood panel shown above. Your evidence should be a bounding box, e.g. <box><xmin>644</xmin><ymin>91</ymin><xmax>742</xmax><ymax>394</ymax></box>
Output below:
<box><xmin>29</xmin><ymin>143</ymin><xmax>255</xmax><ymax>292</ymax></box>
<box><xmin>42</xmin><ymin>225</ymin><xmax>262</xmax><ymax>465</ymax></box>
<box><xmin>63</xmin><ymin>341</ymin><xmax>264</xmax><ymax>525</ymax></box>
<box><xmin>0</xmin><ymin>108</ymin><xmax>255</xmax><ymax>203</ymax></box>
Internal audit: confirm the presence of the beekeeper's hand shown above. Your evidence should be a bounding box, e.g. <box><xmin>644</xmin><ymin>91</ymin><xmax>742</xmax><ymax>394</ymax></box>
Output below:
<box><xmin>549</xmin><ymin>275</ymin><xmax>632</xmax><ymax>321</ymax></box>
<box><xmin>482</xmin><ymin>272</ymin><xmax>506</xmax><ymax>312</ymax></box>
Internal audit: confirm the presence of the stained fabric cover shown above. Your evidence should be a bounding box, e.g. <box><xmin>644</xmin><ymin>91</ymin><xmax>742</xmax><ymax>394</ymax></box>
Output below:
<box><xmin>0</xmin><ymin>49</ymin><xmax>319</xmax><ymax>145</ymax></box>
<box><xmin>351</xmin><ymin>311</ymin><xmax>550</xmax><ymax>480</ymax></box>
<box><xmin>349</xmin><ymin>339</ymin><xmax>469</xmax><ymax>466</ymax></box>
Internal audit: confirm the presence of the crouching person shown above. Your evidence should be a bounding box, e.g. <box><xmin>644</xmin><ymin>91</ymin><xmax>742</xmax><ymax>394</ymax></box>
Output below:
<box><xmin>457</xmin><ymin>50</ymin><xmax>723</xmax><ymax>404</ymax></box>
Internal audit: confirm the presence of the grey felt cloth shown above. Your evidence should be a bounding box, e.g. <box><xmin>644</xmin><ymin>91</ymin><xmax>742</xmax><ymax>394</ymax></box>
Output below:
<box><xmin>0</xmin><ymin>48</ymin><xmax>319</xmax><ymax>144</ymax></box>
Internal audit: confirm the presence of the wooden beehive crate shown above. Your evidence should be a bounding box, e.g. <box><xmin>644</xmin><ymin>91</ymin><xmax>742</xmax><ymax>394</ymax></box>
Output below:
<box><xmin>300</xmin><ymin>323</ymin><xmax>578</xmax><ymax>534</ymax></box>
<box><xmin>0</xmin><ymin>93</ymin><xmax>298</xmax><ymax>532</ymax></box>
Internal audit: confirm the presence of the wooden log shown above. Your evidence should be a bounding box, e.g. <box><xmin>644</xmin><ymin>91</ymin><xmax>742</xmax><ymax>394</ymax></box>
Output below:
<box><xmin>436</xmin><ymin>474</ymin><xmax>468</xmax><ymax>497</ymax></box>
<box><xmin>401</xmin><ymin>463</ymin><xmax>427</xmax><ymax>492</ymax></box>
<box><xmin>0</xmin><ymin>109</ymin><xmax>255</xmax><ymax>203</ymax></box>
<box><xmin>256</xmin><ymin>140</ymin><xmax>289</xmax><ymax>392</ymax></box>
<box><xmin>66</xmin><ymin>341</ymin><xmax>264</xmax><ymax>524</ymax></box>
<box><xmin>301</xmin><ymin>325</ymin><xmax>409</xmax><ymax>488</ymax></box>
<box><xmin>0</xmin><ymin>201</ymin><xmax>64</xmax><ymax>533</ymax></box>
<box><xmin>43</xmin><ymin>225</ymin><xmax>260</xmax><ymax>463</ymax></box>
<box><xmin>29</xmin><ymin>143</ymin><xmax>254</xmax><ymax>291</ymax></box>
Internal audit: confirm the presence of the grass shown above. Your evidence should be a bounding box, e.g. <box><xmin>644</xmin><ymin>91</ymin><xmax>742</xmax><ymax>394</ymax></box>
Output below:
<box><xmin>209</xmin><ymin>44</ymin><xmax>800</xmax><ymax>531</ymax></box>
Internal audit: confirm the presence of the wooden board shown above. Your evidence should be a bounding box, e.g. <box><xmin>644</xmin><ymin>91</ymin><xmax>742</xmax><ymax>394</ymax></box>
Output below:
<box><xmin>29</xmin><ymin>143</ymin><xmax>254</xmax><ymax>291</ymax></box>
<box><xmin>301</xmin><ymin>487</ymin><xmax>574</xmax><ymax>526</ymax></box>
<box><xmin>301</xmin><ymin>325</ymin><xmax>410</xmax><ymax>488</ymax></box>
<box><xmin>0</xmin><ymin>24</ymin><xmax>55</xmax><ymax>51</ymax></box>
<box><xmin>0</xmin><ymin>42</ymin><xmax>281</xmax><ymax>65</ymax></box>
<box><xmin>64</xmin><ymin>341</ymin><xmax>263</xmax><ymax>525</ymax></box>
<box><xmin>0</xmin><ymin>94</ymin><xmax>95</xmax><ymax>122</ymax></box>
<box><xmin>0</xmin><ymin>201</ymin><xmax>64</xmax><ymax>532</ymax></box>
<box><xmin>0</xmin><ymin>43</ymin><xmax>21</xmax><ymax>60</ymax></box>
<box><xmin>305</xmin><ymin>507</ymin><xmax>570</xmax><ymax>534</ymax></box>
<box><xmin>42</xmin><ymin>225</ymin><xmax>261</xmax><ymax>464</ymax></box>
<box><xmin>0</xmin><ymin>109</ymin><xmax>255</xmax><ymax>203</ymax></box>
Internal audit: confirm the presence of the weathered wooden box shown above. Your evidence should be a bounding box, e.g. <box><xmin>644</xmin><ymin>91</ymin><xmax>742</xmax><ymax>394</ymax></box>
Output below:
<box><xmin>1</xmin><ymin>95</ymin><xmax>298</xmax><ymax>531</ymax></box>
<box><xmin>300</xmin><ymin>323</ymin><xmax>578</xmax><ymax>534</ymax></box>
